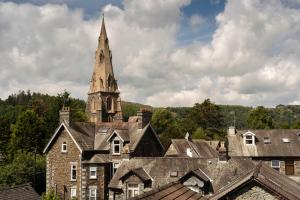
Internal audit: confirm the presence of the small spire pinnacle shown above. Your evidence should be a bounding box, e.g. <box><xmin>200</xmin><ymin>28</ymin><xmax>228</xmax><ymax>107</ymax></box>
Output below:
<box><xmin>100</xmin><ymin>13</ymin><xmax>107</xmax><ymax>39</ymax></box>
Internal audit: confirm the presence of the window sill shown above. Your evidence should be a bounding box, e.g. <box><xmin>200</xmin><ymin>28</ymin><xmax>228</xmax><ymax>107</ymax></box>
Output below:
<box><xmin>70</xmin><ymin>179</ymin><xmax>77</xmax><ymax>182</ymax></box>
<box><xmin>89</xmin><ymin>177</ymin><xmax>97</xmax><ymax>180</ymax></box>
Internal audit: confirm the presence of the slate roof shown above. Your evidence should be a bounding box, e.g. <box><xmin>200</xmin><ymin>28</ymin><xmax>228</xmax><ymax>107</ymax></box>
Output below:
<box><xmin>109</xmin><ymin>157</ymin><xmax>255</xmax><ymax>191</ymax></box>
<box><xmin>44</xmin><ymin>121</ymin><xmax>154</xmax><ymax>154</ymax></box>
<box><xmin>165</xmin><ymin>139</ymin><xmax>219</xmax><ymax>158</ymax></box>
<box><xmin>120</xmin><ymin>167</ymin><xmax>152</xmax><ymax>182</ymax></box>
<box><xmin>129</xmin><ymin>161</ymin><xmax>300</xmax><ymax>200</ymax></box>
<box><xmin>228</xmin><ymin>129</ymin><xmax>300</xmax><ymax>157</ymax></box>
<box><xmin>210</xmin><ymin>162</ymin><xmax>300</xmax><ymax>200</ymax></box>
<box><xmin>0</xmin><ymin>183</ymin><xmax>41</xmax><ymax>200</ymax></box>
<box><xmin>130</xmin><ymin>181</ymin><xmax>206</xmax><ymax>200</ymax></box>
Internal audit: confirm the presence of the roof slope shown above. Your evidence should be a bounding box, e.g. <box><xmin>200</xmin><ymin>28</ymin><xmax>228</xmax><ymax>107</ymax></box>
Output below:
<box><xmin>130</xmin><ymin>181</ymin><xmax>206</xmax><ymax>200</ymax></box>
<box><xmin>166</xmin><ymin>139</ymin><xmax>219</xmax><ymax>158</ymax></box>
<box><xmin>210</xmin><ymin>162</ymin><xmax>300</xmax><ymax>200</ymax></box>
<box><xmin>0</xmin><ymin>184</ymin><xmax>41</xmax><ymax>200</ymax></box>
<box><xmin>228</xmin><ymin>129</ymin><xmax>300</xmax><ymax>157</ymax></box>
<box><xmin>44</xmin><ymin>121</ymin><xmax>157</xmax><ymax>154</ymax></box>
<box><xmin>109</xmin><ymin>157</ymin><xmax>255</xmax><ymax>191</ymax></box>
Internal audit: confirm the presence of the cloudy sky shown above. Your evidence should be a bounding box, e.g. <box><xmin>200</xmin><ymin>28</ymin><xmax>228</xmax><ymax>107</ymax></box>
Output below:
<box><xmin>0</xmin><ymin>0</ymin><xmax>300</xmax><ymax>107</ymax></box>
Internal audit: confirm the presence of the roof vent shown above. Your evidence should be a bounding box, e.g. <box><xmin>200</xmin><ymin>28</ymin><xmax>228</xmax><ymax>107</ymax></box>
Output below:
<box><xmin>170</xmin><ymin>171</ymin><xmax>178</xmax><ymax>177</ymax></box>
<box><xmin>98</xmin><ymin>128</ymin><xmax>109</xmax><ymax>134</ymax></box>
<box><xmin>282</xmin><ymin>138</ymin><xmax>290</xmax><ymax>143</ymax></box>
<box><xmin>186</xmin><ymin>148</ymin><xmax>193</xmax><ymax>157</ymax></box>
<box><xmin>263</xmin><ymin>137</ymin><xmax>271</xmax><ymax>144</ymax></box>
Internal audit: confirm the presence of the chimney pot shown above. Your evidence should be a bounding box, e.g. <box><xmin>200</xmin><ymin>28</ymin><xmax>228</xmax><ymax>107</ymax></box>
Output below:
<box><xmin>59</xmin><ymin>106</ymin><xmax>70</xmax><ymax>125</ymax></box>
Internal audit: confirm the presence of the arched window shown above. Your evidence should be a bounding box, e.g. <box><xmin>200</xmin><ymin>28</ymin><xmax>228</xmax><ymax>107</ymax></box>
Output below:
<box><xmin>62</xmin><ymin>142</ymin><xmax>67</xmax><ymax>153</ymax></box>
<box><xmin>107</xmin><ymin>96</ymin><xmax>112</xmax><ymax>111</ymax></box>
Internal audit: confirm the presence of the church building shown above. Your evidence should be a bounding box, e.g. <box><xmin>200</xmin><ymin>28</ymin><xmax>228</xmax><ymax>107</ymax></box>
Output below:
<box><xmin>43</xmin><ymin>16</ymin><xmax>165</xmax><ymax>200</ymax></box>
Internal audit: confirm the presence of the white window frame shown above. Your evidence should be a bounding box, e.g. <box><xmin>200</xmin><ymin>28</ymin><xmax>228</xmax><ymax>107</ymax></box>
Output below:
<box><xmin>62</xmin><ymin>142</ymin><xmax>67</xmax><ymax>153</ymax></box>
<box><xmin>271</xmin><ymin>160</ymin><xmax>280</xmax><ymax>171</ymax></box>
<box><xmin>127</xmin><ymin>183</ymin><xmax>139</xmax><ymax>198</ymax></box>
<box><xmin>245</xmin><ymin>135</ymin><xmax>255</xmax><ymax>145</ymax></box>
<box><xmin>89</xmin><ymin>167</ymin><xmax>97</xmax><ymax>179</ymax></box>
<box><xmin>70</xmin><ymin>186</ymin><xmax>76</xmax><ymax>199</ymax></box>
<box><xmin>113</xmin><ymin>162</ymin><xmax>120</xmax><ymax>174</ymax></box>
<box><xmin>70</xmin><ymin>163</ymin><xmax>77</xmax><ymax>181</ymax></box>
<box><xmin>89</xmin><ymin>186</ymin><xmax>97</xmax><ymax>200</ymax></box>
<box><xmin>112</xmin><ymin>139</ymin><xmax>121</xmax><ymax>155</ymax></box>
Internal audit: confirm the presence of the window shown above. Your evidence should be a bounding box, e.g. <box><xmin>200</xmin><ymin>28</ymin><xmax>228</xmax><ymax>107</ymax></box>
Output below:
<box><xmin>89</xmin><ymin>187</ymin><xmax>97</xmax><ymax>200</ymax></box>
<box><xmin>285</xmin><ymin>160</ymin><xmax>295</xmax><ymax>175</ymax></box>
<box><xmin>113</xmin><ymin>162</ymin><xmax>120</xmax><ymax>174</ymax></box>
<box><xmin>62</xmin><ymin>142</ymin><xmax>67</xmax><ymax>153</ymax></box>
<box><xmin>245</xmin><ymin>135</ymin><xmax>254</xmax><ymax>145</ymax></box>
<box><xmin>282</xmin><ymin>138</ymin><xmax>290</xmax><ymax>143</ymax></box>
<box><xmin>70</xmin><ymin>163</ymin><xmax>77</xmax><ymax>181</ymax></box>
<box><xmin>263</xmin><ymin>137</ymin><xmax>271</xmax><ymax>144</ymax></box>
<box><xmin>127</xmin><ymin>183</ymin><xmax>139</xmax><ymax>198</ymax></box>
<box><xmin>90</xmin><ymin>167</ymin><xmax>97</xmax><ymax>179</ymax></box>
<box><xmin>70</xmin><ymin>187</ymin><xmax>76</xmax><ymax>199</ymax></box>
<box><xmin>271</xmin><ymin>160</ymin><xmax>280</xmax><ymax>171</ymax></box>
<box><xmin>113</xmin><ymin>139</ymin><xmax>121</xmax><ymax>155</ymax></box>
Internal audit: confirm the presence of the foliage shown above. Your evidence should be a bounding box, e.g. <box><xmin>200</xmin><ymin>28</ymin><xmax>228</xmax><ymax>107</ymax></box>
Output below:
<box><xmin>42</xmin><ymin>190</ymin><xmax>60</xmax><ymax>200</ymax></box>
<box><xmin>0</xmin><ymin>151</ymin><xmax>45</xmax><ymax>187</ymax></box>
<box><xmin>151</xmin><ymin>108</ymin><xmax>175</xmax><ymax>134</ymax></box>
<box><xmin>0</xmin><ymin>116</ymin><xmax>11</xmax><ymax>154</ymax></box>
<box><xmin>9</xmin><ymin>110</ymin><xmax>46</xmax><ymax>156</ymax></box>
<box><xmin>189</xmin><ymin>99</ymin><xmax>224</xmax><ymax>129</ymax></box>
<box><xmin>247</xmin><ymin>106</ymin><xmax>274</xmax><ymax>129</ymax></box>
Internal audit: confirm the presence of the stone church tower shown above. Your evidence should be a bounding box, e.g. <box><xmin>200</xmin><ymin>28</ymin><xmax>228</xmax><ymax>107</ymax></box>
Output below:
<box><xmin>86</xmin><ymin>16</ymin><xmax>122</xmax><ymax>123</ymax></box>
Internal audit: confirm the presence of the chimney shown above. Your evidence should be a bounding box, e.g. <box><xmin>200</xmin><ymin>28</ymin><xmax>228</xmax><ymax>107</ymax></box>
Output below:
<box><xmin>59</xmin><ymin>106</ymin><xmax>70</xmax><ymax>125</ymax></box>
<box><xmin>218</xmin><ymin>141</ymin><xmax>228</xmax><ymax>162</ymax></box>
<box><xmin>228</xmin><ymin>126</ymin><xmax>236</xmax><ymax>136</ymax></box>
<box><xmin>185</xmin><ymin>132</ymin><xmax>192</xmax><ymax>141</ymax></box>
<box><xmin>137</xmin><ymin>108</ymin><xmax>152</xmax><ymax>129</ymax></box>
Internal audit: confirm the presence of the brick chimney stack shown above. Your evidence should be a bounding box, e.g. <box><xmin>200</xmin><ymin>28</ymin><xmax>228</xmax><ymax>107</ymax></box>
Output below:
<box><xmin>59</xmin><ymin>106</ymin><xmax>70</xmax><ymax>125</ymax></box>
<box><xmin>218</xmin><ymin>141</ymin><xmax>228</xmax><ymax>162</ymax></box>
<box><xmin>137</xmin><ymin>108</ymin><xmax>152</xmax><ymax>129</ymax></box>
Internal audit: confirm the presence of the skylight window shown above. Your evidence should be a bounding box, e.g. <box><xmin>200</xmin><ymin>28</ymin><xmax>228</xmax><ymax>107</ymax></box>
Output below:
<box><xmin>98</xmin><ymin>128</ymin><xmax>109</xmax><ymax>134</ymax></box>
<box><xmin>282</xmin><ymin>138</ymin><xmax>290</xmax><ymax>143</ymax></box>
<box><xmin>263</xmin><ymin>137</ymin><xmax>271</xmax><ymax>144</ymax></box>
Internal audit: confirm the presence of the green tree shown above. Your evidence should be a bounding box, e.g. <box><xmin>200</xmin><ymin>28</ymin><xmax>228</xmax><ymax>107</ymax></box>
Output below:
<box><xmin>42</xmin><ymin>190</ymin><xmax>60</xmax><ymax>200</ymax></box>
<box><xmin>0</xmin><ymin>116</ymin><xmax>11</xmax><ymax>154</ymax></box>
<box><xmin>71</xmin><ymin>110</ymin><xmax>88</xmax><ymax>122</ymax></box>
<box><xmin>292</xmin><ymin>119</ymin><xmax>300</xmax><ymax>129</ymax></box>
<box><xmin>0</xmin><ymin>151</ymin><xmax>45</xmax><ymax>186</ymax></box>
<box><xmin>8</xmin><ymin>110</ymin><xmax>46</xmax><ymax>156</ymax></box>
<box><xmin>151</xmin><ymin>108</ymin><xmax>175</xmax><ymax>135</ymax></box>
<box><xmin>247</xmin><ymin>106</ymin><xmax>274</xmax><ymax>129</ymax></box>
<box><xmin>190</xmin><ymin>99</ymin><xmax>224</xmax><ymax>129</ymax></box>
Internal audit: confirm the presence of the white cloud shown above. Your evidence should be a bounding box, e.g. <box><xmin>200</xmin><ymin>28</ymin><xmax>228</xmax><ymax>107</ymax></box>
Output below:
<box><xmin>0</xmin><ymin>0</ymin><xmax>300</xmax><ymax>107</ymax></box>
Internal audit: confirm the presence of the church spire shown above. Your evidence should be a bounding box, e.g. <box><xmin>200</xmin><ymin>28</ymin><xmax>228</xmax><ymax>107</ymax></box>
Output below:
<box><xmin>86</xmin><ymin>14</ymin><xmax>123</xmax><ymax>123</ymax></box>
<box><xmin>100</xmin><ymin>13</ymin><xmax>107</xmax><ymax>40</ymax></box>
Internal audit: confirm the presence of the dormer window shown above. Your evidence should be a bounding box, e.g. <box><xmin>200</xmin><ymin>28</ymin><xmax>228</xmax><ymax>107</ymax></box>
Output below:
<box><xmin>62</xmin><ymin>142</ymin><xmax>67</xmax><ymax>153</ymax></box>
<box><xmin>127</xmin><ymin>183</ymin><xmax>139</xmax><ymax>198</ymax></box>
<box><xmin>243</xmin><ymin>131</ymin><xmax>255</xmax><ymax>145</ymax></box>
<box><xmin>113</xmin><ymin>139</ymin><xmax>121</xmax><ymax>155</ymax></box>
<box><xmin>245</xmin><ymin>135</ymin><xmax>254</xmax><ymax>144</ymax></box>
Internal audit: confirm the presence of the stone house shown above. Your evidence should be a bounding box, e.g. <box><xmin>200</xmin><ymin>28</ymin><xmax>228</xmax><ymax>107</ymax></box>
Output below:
<box><xmin>227</xmin><ymin>126</ymin><xmax>300</xmax><ymax>182</ymax></box>
<box><xmin>164</xmin><ymin>133</ymin><xmax>220</xmax><ymax>158</ymax></box>
<box><xmin>43</xmin><ymin>16</ymin><xmax>165</xmax><ymax>200</ymax></box>
<box><xmin>109</xmin><ymin>157</ymin><xmax>300</xmax><ymax>200</ymax></box>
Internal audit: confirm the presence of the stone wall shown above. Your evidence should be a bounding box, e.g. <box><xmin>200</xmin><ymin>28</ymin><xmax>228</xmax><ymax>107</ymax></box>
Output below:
<box><xmin>262</xmin><ymin>158</ymin><xmax>300</xmax><ymax>176</ymax></box>
<box><xmin>47</xmin><ymin>129</ymin><xmax>81</xmax><ymax>200</ymax></box>
<box><xmin>82</xmin><ymin>164</ymin><xmax>110</xmax><ymax>200</ymax></box>
<box><xmin>230</xmin><ymin>183</ymin><xmax>279</xmax><ymax>200</ymax></box>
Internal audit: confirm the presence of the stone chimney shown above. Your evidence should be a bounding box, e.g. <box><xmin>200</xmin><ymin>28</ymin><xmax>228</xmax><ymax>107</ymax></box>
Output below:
<box><xmin>137</xmin><ymin>108</ymin><xmax>152</xmax><ymax>129</ymax></box>
<box><xmin>185</xmin><ymin>132</ymin><xmax>192</xmax><ymax>141</ymax></box>
<box><xmin>228</xmin><ymin>126</ymin><xmax>236</xmax><ymax>136</ymax></box>
<box><xmin>218</xmin><ymin>141</ymin><xmax>228</xmax><ymax>162</ymax></box>
<box><xmin>59</xmin><ymin>106</ymin><xmax>70</xmax><ymax>125</ymax></box>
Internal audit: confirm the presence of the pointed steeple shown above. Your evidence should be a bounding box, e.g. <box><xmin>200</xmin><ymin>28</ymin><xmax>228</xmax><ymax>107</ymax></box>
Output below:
<box><xmin>99</xmin><ymin>14</ymin><xmax>107</xmax><ymax>40</ymax></box>
<box><xmin>86</xmin><ymin>14</ymin><xmax>123</xmax><ymax>123</ymax></box>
